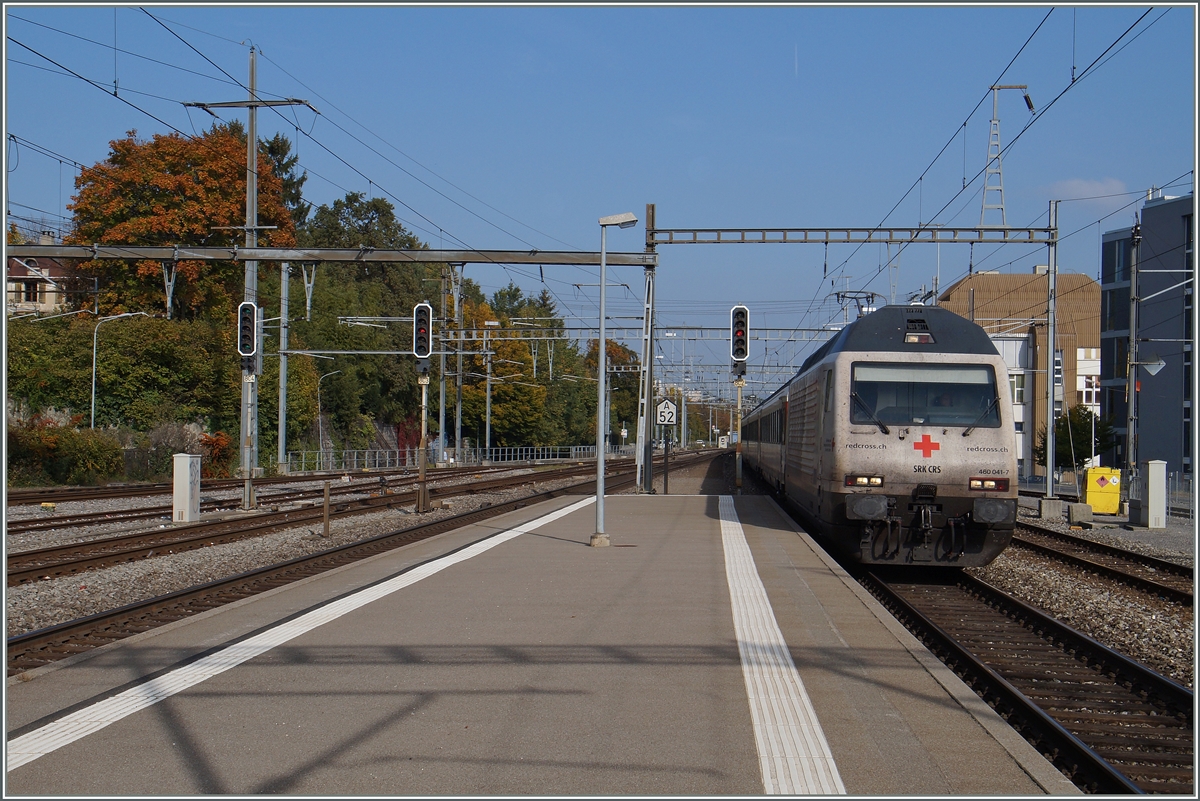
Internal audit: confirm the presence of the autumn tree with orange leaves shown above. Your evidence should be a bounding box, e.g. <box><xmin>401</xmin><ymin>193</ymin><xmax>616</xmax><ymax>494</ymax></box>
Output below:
<box><xmin>65</xmin><ymin>121</ymin><xmax>295</xmax><ymax>320</ymax></box>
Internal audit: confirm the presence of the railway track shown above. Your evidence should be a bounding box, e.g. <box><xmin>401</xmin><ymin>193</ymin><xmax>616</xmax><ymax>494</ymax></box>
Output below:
<box><xmin>6</xmin><ymin>462</ymin><xmax>628</xmax><ymax>585</ymax></box>
<box><xmin>4</xmin><ymin>461</ymin><xmax>577</xmax><ymax>506</ymax></box>
<box><xmin>6</xmin><ymin>451</ymin><xmax>719</xmax><ymax>677</ymax></box>
<box><xmin>1011</xmin><ymin>521</ymin><xmax>1193</xmax><ymax>605</ymax></box>
<box><xmin>5</xmin><ymin>466</ymin><xmax>541</xmax><ymax>535</ymax></box>
<box><xmin>860</xmin><ymin>568</ymin><xmax>1193</xmax><ymax>794</ymax></box>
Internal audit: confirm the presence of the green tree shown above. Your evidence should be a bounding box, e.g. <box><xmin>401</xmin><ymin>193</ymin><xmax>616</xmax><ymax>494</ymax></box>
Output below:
<box><xmin>284</xmin><ymin>191</ymin><xmax>437</xmax><ymax>448</ymax></box>
<box><xmin>1033</xmin><ymin>404</ymin><xmax>1118</xmax><ymax>473</ymax></box>
<box><xmin>263</xmin><ymin>133</ymin><xmax>308</xmax><ymax>229</ymax></box>
<box><xmin>585</xmin><ymin>338</ymin><xmax>640</xmax><ymax>446</ymax></box>
<box><xmin>490</xmin><ymin>281</ymin><xmax>526</xmax><ymax>319</ymax></box>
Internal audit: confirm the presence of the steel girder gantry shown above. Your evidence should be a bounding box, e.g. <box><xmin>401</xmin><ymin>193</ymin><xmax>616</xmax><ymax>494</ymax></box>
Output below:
<box><xmin>645</xmin><ymin>225</ymin><xmax>1055</xmax><ymax>247</ymax></box>
<box><xmin>4</xmin><ymin>245</ymin><xmax>658</xmax><ymax>268</ymax></box>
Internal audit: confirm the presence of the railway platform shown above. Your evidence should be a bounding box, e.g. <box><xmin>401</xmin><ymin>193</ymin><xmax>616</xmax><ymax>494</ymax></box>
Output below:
<box><xmin>6</xmin><ymin>493</ymin><xmax>1079</xmax><ymax>796</ymax></box>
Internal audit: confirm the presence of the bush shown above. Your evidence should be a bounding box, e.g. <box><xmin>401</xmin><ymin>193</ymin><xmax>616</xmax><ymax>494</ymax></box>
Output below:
<box><xmin>6</xmin><ymin>418</ymin><xmax>58</xmax><ymax>486</ymax></box>
<box><xmin>200</xmin><ymin>431</ymin><xmax>235</xmax><ymax>478</ymax></box>
<box><xmin>6</xmin><ymin>417</ymin><xmax>123</xmax><ymax>486</ymax></box>
<box><xmin>57</xmin><ymin>428</ymin><xmax>124</xmax><ymax>485</ymax></box>
<box><xmin>117</xmin><ymin>422</ymin><xmax>203</xmax><ymax>481</ymax></box>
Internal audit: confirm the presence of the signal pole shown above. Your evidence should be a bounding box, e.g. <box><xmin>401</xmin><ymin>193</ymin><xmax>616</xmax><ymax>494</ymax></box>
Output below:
<box><xmin>1043</xmin><ymin>200</ymin><xmax>1060</xmax><ymax>500</ymax></box>
<box><xmin>637</xmin><ymin>204</ymin><xmax>657</xmax><ymax>493</ymax></box>
<box><xmin>413</xmin><ymin>302</ymin><xmax>433</xmax><ymax>512</ymax></box>
<box><xmin>277</xmin><ymin>262</ymin><xmax>289</xmax><ymax>475</ymax></box>
<box><xmin>734</xmin><ymin>377</ymin><xmax>745</xmax><ymax>492</ymax></box>
<box><xmin>730</xmin><ymin>304</ymin><xmax>749</xmax><ymax>492</ymax></box>
<box><xmin>185</xmin><ymin>47</ymin><xmax>313</xmax><ymax>510</ymax></box>
<box><xmin>454</xmin><ymin>268</ymin><xmax>464</xmax><ymax>462</ymax></box>
<box><xmin>1125</xmin><ymin>214</ymin><xmax>1142</xmax><ymax>479</ymax></box>
<box><xmin>418</xmin><ymin>371</ymin><xmax>431</xmax><ymax>512</ymax></box>
<box><xmin>439</xmin><ymin>267</ymin><xmax>448</xmax><ymax>463</ymax></box>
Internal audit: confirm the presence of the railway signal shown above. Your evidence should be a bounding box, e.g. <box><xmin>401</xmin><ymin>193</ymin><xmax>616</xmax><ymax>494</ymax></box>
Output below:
<box><xmin>412</xmin><ymin>302</ymin><xmax>433</xmax><ymax>359</ymax></box>
<box><xmin>731</xmin><ymin>305</ymin><xmax>749</xmax><ymax>378</ymax></box>
<box><xmin>730</xmin><ymin>305</ymin><xmax>749</xmax><ymax>361</ymax></box>
<box><xmin>237</xmin><ymin>301</ymin><xmax>258</xmax><ymax>358</ymax></box>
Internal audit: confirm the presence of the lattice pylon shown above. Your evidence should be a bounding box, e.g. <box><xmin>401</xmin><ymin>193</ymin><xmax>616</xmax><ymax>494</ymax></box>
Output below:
<box><xmin>980</xmin><ymin>116</ymin><xmax>1006</xmax><ymax>227</ymax></box>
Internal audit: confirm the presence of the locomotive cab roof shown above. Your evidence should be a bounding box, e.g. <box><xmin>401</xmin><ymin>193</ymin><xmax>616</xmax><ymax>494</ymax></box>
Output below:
<box><xmin>746</xmin><ymin>305</ymin><xmax>1001</xmax><ymax>417</ymax></box>
<box><xmin>798</xmin><ymin>304</ymin><xmax>998</xmax><ymax>374</ymax></box>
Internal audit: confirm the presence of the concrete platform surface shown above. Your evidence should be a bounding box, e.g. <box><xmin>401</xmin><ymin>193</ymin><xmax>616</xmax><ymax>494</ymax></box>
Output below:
<box><xmin>5</xmin><ymin>494</ymin><xmax>1078</xmax><ymax>796</ymax></box>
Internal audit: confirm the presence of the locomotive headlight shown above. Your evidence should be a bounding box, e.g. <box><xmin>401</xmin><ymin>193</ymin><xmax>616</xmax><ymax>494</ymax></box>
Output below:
<box><xmin>845</xmin><ymin>475</ymin><xmax>884</xmax><ymax>487</ymax></box>
<box><xmin>969</xmin><ymin>478</ymin><xmax>1009</xmax><ymax>491</ymax></box>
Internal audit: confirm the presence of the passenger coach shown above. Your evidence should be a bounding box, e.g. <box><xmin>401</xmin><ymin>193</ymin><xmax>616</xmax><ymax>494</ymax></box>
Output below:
<box><xmin>743</xmin><ymin>304</ymin><xmax>1017</xmax><ymax>567</ymax></box>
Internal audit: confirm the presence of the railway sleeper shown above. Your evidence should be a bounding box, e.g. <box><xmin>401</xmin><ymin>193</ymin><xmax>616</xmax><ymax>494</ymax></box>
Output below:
<box><xmin>1027</xmin><ymin>690</ymin><xmax>1185</xmax><ymax>705</ymax></box>
<box><xmin>1046</xmin><ymin>713</ymin><xmax>1192</xmax><ymax>730</ymax></box>
<box><xmin>1065</xmin><ymin>722</ymin><xmax>1193</xmax><ymax>739</ymax></box>
<box><xmin>1090</xmin><ymin>748</ymin><xmax>1194</xmax><ymax>766</ymax></box>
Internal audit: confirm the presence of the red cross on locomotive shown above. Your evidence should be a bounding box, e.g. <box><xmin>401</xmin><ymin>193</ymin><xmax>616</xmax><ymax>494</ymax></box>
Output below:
<box><xmin>913</xmin><ymin>434</ymin><xmax>940</xmax><ymax>458</ymax></box>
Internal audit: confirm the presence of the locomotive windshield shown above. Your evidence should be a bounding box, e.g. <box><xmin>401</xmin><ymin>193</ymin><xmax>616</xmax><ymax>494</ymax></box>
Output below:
<box><xmin>850</xmin><ymin>363</ymin><xmax>1001</xmax><ymax>428</ymax></box>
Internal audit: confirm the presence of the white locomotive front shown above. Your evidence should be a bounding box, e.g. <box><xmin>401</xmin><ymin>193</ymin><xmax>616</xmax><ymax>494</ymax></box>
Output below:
<box><xmin>746</xmin><ymin>305</ymin><xmax>1018</xmax><ymax>567</ymax></box>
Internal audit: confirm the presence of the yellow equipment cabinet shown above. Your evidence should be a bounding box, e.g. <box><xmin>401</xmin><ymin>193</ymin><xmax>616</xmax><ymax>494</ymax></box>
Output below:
<box><xmin>1084</xmin><ymin>467</ymin><xmax>1122</xmax><ymax>514</ymax></box>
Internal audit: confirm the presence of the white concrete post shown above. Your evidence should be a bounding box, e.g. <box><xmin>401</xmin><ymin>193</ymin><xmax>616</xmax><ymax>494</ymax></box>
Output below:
<box><xmin>173</xmin><ymin>453</ymin><xmax>201</xmax><ymax>523</ymax></box>
<box><xmin>1145</xmin><ymin>459</ymin><xmax>1167</xmax><ymax>529</ymax></box>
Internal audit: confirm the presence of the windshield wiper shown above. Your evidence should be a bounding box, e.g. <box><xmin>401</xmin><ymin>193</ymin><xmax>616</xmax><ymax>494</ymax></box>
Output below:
<box><xmin>851</xmin><ymin>392</ymin><xmax>889</xmax><ymax>434</ymax></box>
<box><xmin>962</xmin><ymin>397</ymin><xmax>1000</xmax><ymax>437</ymax></box>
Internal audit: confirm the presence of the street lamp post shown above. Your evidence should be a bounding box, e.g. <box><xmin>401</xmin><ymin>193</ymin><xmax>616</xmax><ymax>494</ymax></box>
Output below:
<box><xmin>317</xmin><ymin>370</ymin><xmax>341</xmax><ymax>469</ymax></box>
<box><xmin>91</xmin><ymin>312</ymin><xmax>148</xmax><ymax>428</ymax></box>
<box><xmin>593</xmin><ymin>211</ymin><xmax>638</xmax><ymax>548</ymax></box>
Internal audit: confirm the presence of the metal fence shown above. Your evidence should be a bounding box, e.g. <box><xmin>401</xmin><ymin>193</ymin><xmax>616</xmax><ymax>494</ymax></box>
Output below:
<box><xmin>1015</xmin><ymin>471</ymin><xmax>1198</xmax><ymax>521</ymax></box>
<box><xmin>1113</xmin><ymin>470</ymin><xmax>1190</xmax><ymax>520</ymax></box>
<box><xmin>1167</xmin><ymin>471</ymin><xmax>1194</xmax><ymax>520</ymax></box>
<box><xmin>285</xmin><ymin>444</ymin><xmax>638</xmax><ymax>474</ymax></box>
<box><xmin>1122</xmin><ymin>470</ymin><xmax>1193</xmax><ymax>520</ymax></box>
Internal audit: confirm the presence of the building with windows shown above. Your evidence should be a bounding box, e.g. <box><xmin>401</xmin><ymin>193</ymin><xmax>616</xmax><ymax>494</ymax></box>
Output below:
<box><xmin>1100</xmin><ymin>191</ymin><xmax>1194</xmax><ymax>477</ymax></box>
<box><xmin>937</xmin><ymin>270</ymin><xmax>1101</xmax><ymax>479</ymax></box>
<box><xmin>6</xmin><ymin>232</ymin><xmax>68</xmax><ymax>317</ymax></box>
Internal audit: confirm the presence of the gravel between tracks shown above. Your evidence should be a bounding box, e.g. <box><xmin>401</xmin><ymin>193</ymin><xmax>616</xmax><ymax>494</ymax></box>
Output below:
<box><xmin>967</xmin><ymin>506</ymin><xmax>1194</xmax><ymax>689</ymax></box>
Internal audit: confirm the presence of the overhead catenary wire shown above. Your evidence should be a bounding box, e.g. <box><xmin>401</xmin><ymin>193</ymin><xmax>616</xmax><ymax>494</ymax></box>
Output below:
<box><xmin>770</xmin><ymin>8</ymin><xmax>1168</xmax><ymax>371</ymax></box>
<box><xmin>8</xmin><ymin>28</ymin><xmax>583</xmax><ymax>325</ymax></box>
<box><xmin>8</xmin><ymin>12</ymin><xmax>247</xmax><ymax>89</ymax></box>
<box><xmin>140</xmin><ymin>9</ymin><xmax>574</xmax><ymax>257</ymax></box>
<box><xmin>11</xmin><ymin>14</ymin><xmax>508</xmax><ymax>266</ymax></box>
<box><xmin>851</xmin><ymin>7</ymin><xmax>1163</xmax><ymax>301</ymax></box>
<box><xmin>777</xmin><ymin>9</ymin><xmax>1058</xmax><ymax>352</ymax></box>
<box><xmin>947</xmin><ymin>169</ymin><xmax>1193</xmax><ymax>282</ymax></box>
<box><xmin>253</xmin><ymin>49</ymin><xmax>584</xmax><ymax>254</ymax></box>
<box><xmin>139</xmin><ymin>9</ymin><xmax>590</xmax><ymax>318</ymax></box>
<box><xmin>140</xmin><ymin>8</ymin><xmax>614</xmax><ymax>327</ymax></box>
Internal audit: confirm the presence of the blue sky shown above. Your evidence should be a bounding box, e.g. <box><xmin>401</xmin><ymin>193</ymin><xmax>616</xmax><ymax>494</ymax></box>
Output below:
<box><xmin>5</xmin><ymin>4</ymin><xmax>1196</xmax><ymax>387</ymax></box>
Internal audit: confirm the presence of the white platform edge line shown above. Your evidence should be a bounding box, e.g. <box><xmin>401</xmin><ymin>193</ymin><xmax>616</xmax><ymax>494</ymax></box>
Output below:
<box><xmin>6</xmin><ymin>496</ymin><xmax>595</xmax><ymax>772</ymax></box>
<box><xmin>719</xmin><ymin>495</ymin><xmax>846</xmax><ymax>796</ymax></box>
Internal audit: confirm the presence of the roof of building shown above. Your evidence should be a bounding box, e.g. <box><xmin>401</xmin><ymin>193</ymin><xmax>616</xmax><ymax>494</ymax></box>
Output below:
<box><xmin>7</xmin><ymin>255</ymin><xmax>69</xmax><ymax>282</ymax></box>
<box><xmin>937</xmin><ymin>271</ymin><xmax>1099</xmax><ymax>346</ymax></box>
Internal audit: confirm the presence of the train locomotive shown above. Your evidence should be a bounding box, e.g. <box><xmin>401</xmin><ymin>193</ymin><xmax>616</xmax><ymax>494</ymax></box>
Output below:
<box><xmin>742</xmin><ymin>304</ymin><xmax>1017</xmax><ymax>567</ymax></box>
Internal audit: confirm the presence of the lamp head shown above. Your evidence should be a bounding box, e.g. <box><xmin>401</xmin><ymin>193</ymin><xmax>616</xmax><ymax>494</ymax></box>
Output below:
<box><xmin>599</xmin><ymin>212</ymin><xmax>638</xmax><ymax>229</ymax></box>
